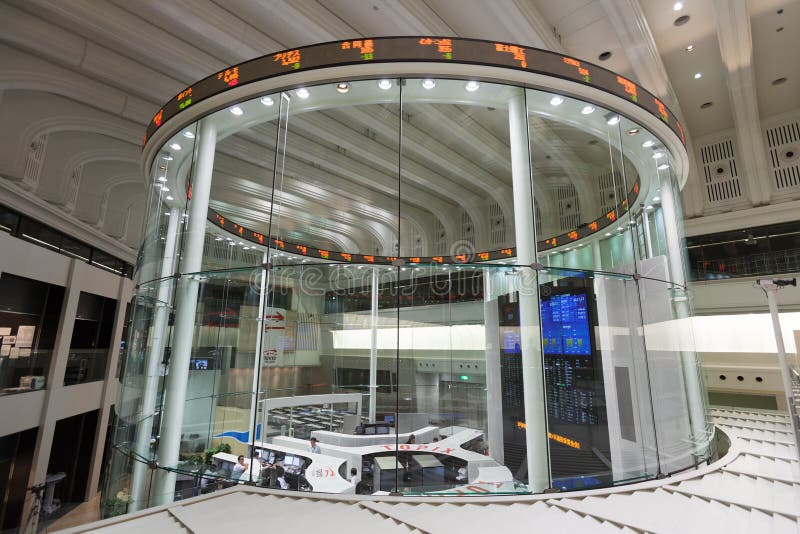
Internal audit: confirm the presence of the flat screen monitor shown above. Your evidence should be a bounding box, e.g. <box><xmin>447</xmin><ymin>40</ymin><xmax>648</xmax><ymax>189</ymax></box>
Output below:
<box><xmin>284</xmin><ymin>455</ymin><xmax>302</xmax><ymax>468</ymax></box>
<box><xmin>190</xmin><ymin>357</ymin><xmax>210</xmax><ymax>370</ymax></box>
<box><xmin>540</xmin><ymin>292</ymin><xmax>591</xmax><ymax>356</ymax></box>
<box><xmin>265</xmin><ymin>451</ymin><xmax>276</xmax><ymax>464</ymax></box>
<box><xmin>364</xmin><ymin>426</ymin><xmax>376</xmax><ymax>435</ymax></box>
<box><xmin>383</xmin><ymin>414</ymin><xmax>395</xmax><ymax>424</ymax></box>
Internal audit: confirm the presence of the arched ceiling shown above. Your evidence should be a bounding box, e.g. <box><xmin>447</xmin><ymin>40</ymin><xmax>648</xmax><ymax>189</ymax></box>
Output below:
<box><xmin>0</xmin><ymin>0</ymin><xmax>797</xmax><ymax>262</ymax></box>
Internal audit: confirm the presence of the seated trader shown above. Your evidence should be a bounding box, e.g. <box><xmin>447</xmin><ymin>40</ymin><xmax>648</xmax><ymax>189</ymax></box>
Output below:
<box><xmin>309</xmin><ymin>437</ymin><xmax>321</xmax><ymax>454</ymax></box>
<box><xmin>275</xmin><ymin>465</ymin><xmax>290</xmax><ymax>490</ymax></box>
<box><xmin>231</xmin><ymin>455</ymin><xmax>247</xmax><ymax>480</ymax></box>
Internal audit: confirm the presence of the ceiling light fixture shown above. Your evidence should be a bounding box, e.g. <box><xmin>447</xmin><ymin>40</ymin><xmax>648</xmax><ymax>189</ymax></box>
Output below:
<box><xmin>653</xmin><ymin>196</ymin><xmax>660</xmax><ymax>201</ymax></box>
<box><xmin>161</xmin><ymin>187</ymin><xmax>170</xmax><ymax>192</ymax></box>
<box><xmin>183</xmin><ymin>131</ymin><xmax>195</xmax><ymax>139</ymax></box>
<box><xmin>296</xmin><ymin>88</ymin><xmax>310</xmax><ymax>98</ymax></box>
<box><xmin>165</xmin><ymin>195</ymin><xmax>174</xmax><ymax>201</ymax></box>
<box><xmin>673</xmin><ymin>2</ymin><xmax>683</xmax><ymax>11</ymax></box>
<box><xmin>652</xmin><ymin>152</ymin><xmax>665</xmax><ymax>159</ymax></box>
<box><xmin>260</xmin><ymin>96</ymin><xmax>274</xmax><ymax>106</ymax></box>
<box><xmin>162</xmin><ymin>155</ymin><xmax>173</xmax><ymax>161</ymax></box>
<box><xmin>378</xmin><ymin>79</ymin><xmax>393</xmax><ymax>90</ymax></box>
<box><xmin>686</xmin><ymin>44</ymin><xmax>694</xmax><ymax>51</ymax></box>
<box><xmin>550</xmin><ymin>96</ymin><xmax>564</xmax><ymax>106</ymax></box>
<box><xmin>230</xmin><ymin>106</ymin><xmax>243</xmax><ymax>115</ymax></box>
<box><xmin>657</xmin><ymin>163</ymin><xmax>670</xmax><ymax>170</ymax></box>
<box><xmin>581</xmin><ymin>105</ymin><xmax>595</xmax><ymax>115</ymax></box>
<box><xmin>627</xmin><ymin>128</ymin><xmax>640</xmax><ymax>135</ymax></box>
<box><xmin>700</xmin><ymin>101</ymin><xmax>714</xmax><ymax>109</ymax></box>
<box><xmin>336</xmin><ymin>82</ymin><xmax>350</xmax><ymax>93</ymax></box>
<box><xmin>605</xmin><ymin>232</ymin><xmax>612</xmax><ymax>237</ymax></box>
<box><xmin>465</xmin><ymin>80</ymin><xmax>480</xmax><ymax>92</ymax></box>
<box><xmin>421</xmin><ymin>78</ymin><xmax>436</xmax><ymax>90</ymax></box>
<box><xmin>157</xmin><ymin>176</ymin><xmax>167</xmax><ymax>182</ymax></box>
<box><xmin>607</xmin><ymin>115</ymin><xmax>621</xmax><ymax>125</ymax></box>
<box><xmin>642</xmin><ymin>140</ymin><xmax>655</xmax><ymax>148</ymax></box>
<box><xmin>169</xmin><ymin>143</ymin><xmax>181</xmax><ymax>151</ymax></box>
<box><xmin>694</xmin><ymin>72</ymin><xmax>702</xmax><ymax>79</ymax></box>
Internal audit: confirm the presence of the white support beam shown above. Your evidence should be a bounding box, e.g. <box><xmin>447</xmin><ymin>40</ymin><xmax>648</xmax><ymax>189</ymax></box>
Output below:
<box><xmin>713</xmin><ymin>0</ymin><xmax>773</xmax><ymax>207</ymax></box>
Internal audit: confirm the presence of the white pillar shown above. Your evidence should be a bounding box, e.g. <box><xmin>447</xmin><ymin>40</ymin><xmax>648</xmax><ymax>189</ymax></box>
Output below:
<box><xmin>508</xmin><ymin>91</ymin><xmax>549</xmax><ymax>492</ymax></box>
<box><xmin>129</xmin><ymin>206</ymin><xmax>180</xmax><ymax>511</ymax></box>
<box><xmin>658</xmin><ymin>167</ymin><xmax>707</xmax><ymax>452</ymax></box>
<box><xmin>483</xmin><ymin>270</ymin><xmax>504</xmax><ymax>464</ymax></box>
<box><xmin>152</xmin><ymin>119</ymin><xmax>216</xmax><ymax>505</ymax></box>
<box><xmin>762</xmin><ymin>284</ymin><xmax>800</xmax><ymax>463</ymax></box>
<box><xmin>642</xmin><ymin>209</ymin><xmax>654</xmax><ymax>259</ymax></box>
<box><xmin>591</xmin><ymin>240</ymin><xmax>603</xmax><ymax>271</ymax></box>
<box><xmin>368</xmin><ymin>268</ymin><xmax>379</xmax><ymax>422</ymax></box>
<box><xmin>248</xmin><ymin>250</ymin><xmax>269</xmax><ymax>471</ymax></box>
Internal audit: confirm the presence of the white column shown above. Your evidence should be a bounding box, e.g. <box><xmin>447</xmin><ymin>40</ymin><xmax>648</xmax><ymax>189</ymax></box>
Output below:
<box><xmin>368</xmin><ymin>268</ymin><xmax>379</xmax><ymax>422</ymax></box>
<box><xmin>658</xmin><ymin>167</ymin><xmax>707</xmax><ymax>451</ymax></box>
<box><xmin>128</xmin><ymin>207</ymin><xmax>180</xmax><ymax>511</ymax></box>
<box><xmin>642</xmin><ymin>209</ymin><xmax>654</xmax><ymax>258</ymax></box>
<box><xmin>152</xmin><ymin>119</ymin><xmax>216</xmax><ymax>505</ymax></box>
<box><xmin>248</xmin><ymin>250</ymin><xmax>269</xmax><ymax>470</ymax></box>
<box><xmin>483</xmin><ymin>270</ymin><xmax>504</xmax><ymax>464</ymax></box>
<box><xmin>508</xmin><ymin>91</ymin><xmax>549</xmax><ymax>492</ymax></box>
<box><xmin>591</xmin><ymin>240</ymin><xmax>603</xmax><ymax>271</ymax></box>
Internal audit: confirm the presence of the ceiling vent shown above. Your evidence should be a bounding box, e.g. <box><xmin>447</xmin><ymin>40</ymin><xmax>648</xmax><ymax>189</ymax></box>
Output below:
<box><xmin>489</xmin><ymin>201</ymin><xmax>506</xmax><ymax>246</ymax></box>
<box><xmin>22</xmin><ymin>134</ymin><xmax>48</xmax><ymax>190</ymax></box>
<box><xmin>765</xmin><ymin>118</ymin><xmax>800</xmax><ymax>191</ymax></box>
<box><xmin>556</xmin><ymin>184</ymin><xmax>580</xmax><ymax>231</ymax></box>
<box><xmin>698</xmin><ymin>138</ymin><xmax>742</xmax><ymax>204</ymax></box>
<box><xmin>598</xmin><ymin>170</ymin><xmax>626</xmax><ymax>214</ymax></box>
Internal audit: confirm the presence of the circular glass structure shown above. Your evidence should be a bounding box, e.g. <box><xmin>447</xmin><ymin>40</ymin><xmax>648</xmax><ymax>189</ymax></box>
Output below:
<box><xmin>106</xmin><ymin>37</ymin><xmax>713</xmax><ymax>513</ymax></box>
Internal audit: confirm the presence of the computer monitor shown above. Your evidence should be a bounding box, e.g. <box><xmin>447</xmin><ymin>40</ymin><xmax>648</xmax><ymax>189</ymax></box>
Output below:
<box><xmin>284</xmin><ymin>455</ymin><xmax>302</xmax><ymax>468</ymax></box>
<box><xmin>266</xmin><ymin>451</ymin><xmax>276</xmax><ymax>464</ymax></box>
<box><xmin>383</xmin><ymin>414</ymin><xmax>395</xmax><ymax>425</ymax></box>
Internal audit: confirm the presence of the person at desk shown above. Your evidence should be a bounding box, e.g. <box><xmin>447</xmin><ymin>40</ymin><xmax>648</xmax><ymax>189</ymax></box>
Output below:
<box><xmin>349</xmin><ymin>467</ymin><xmax>361</xmax><ymax>487</ymax></box>
<box><xmin>232</xmin><ymin>455</ymin><xmax>247</xmax><ymax>480</ymax></box>
<box><xmin>275</xmin><ymin>465</ymin><xmax>290</xmax><ymax>490</ymax></box>
<box><xmin>308</xmin><ymin>437</ymin><xmax>321</xmax><ymax>454</ymax></box>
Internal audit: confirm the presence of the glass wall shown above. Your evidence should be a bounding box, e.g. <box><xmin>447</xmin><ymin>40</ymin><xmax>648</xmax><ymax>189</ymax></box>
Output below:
<box><xmin>65</xmin><ymin>292</ymin><xmax>117</xmax><ymax>386</ymax></box>
<box><xmin>105</xmin><ymin>76</ymin><xmax>711</xmax><ymax>514</ymax></box>
<box><xmin>0</xmin><ymin>273</ymin><xmax>64</xmax><ymax>395</ymax></box>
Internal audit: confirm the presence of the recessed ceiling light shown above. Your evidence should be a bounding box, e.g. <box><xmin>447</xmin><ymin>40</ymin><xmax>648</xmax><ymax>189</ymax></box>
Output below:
<box><xmin>157</xmin><ymin>176</ymin><xmax>167</xmax><ymax>182</ymax></box>
<box><xmin>169</xmin><ymin>143</ymin><xmax>181</xmax><ymax>151</ymax></box>
<box><xmin>230</xmin><ymin>106</ymin><xmax>243</xmax><ymax>115</ymax></box>
<box><xmin>182</xmin><ymin>131</ymin><xmax>195</xmax><ymax>139</ymax></box>
<box><xmin>776</xmin><ymin>26</ymin><xmax>784</xmax><ymax>32</ymax></box>
<box><xmin>165</xmin><ymin>195</ymin><xmax>174</xmax><ymax>201</ymax></box>
<box><xmin>605</xmin><ymin>232</ymin><xmax>612</xmax><ymax>237</ymax></box>
<box><xmin>550</xmin><ymin>96</ymin><xmax>564</xmax><ymax>106</ymax></box>
<box><xmin>581</xmin><ymin>105</ymin><xmax>595</xmax><ymax>114</ymax></box>
<box><xmin>378</xmin><ymin>79</ymin><xmax>393</xmax><ymax>90</ymax></box>
<box><xmin>694</xmin><ymin>72</ymin><xmax>702</xmax><ymax>79</ymax></box>
<box><xmin>653</xmin><ymin>196</ymin><xmax>660</xmax><ymax>202</ymax></box>
<box><xmin>607</xmin><ymin>115</ymin><xmax>621</xmax><ymax>125</ymax></box>
<box><xmin>657</xmin><ymin>163</ymin><xmax>670</xmax><ymax>170</ymax></box>
<box><xmin>336</xmin><ymin>82</ymin><xmax>350</xmax><ymax>93</ymax></box>
<box><xmin>465</xmin><ymin>80</ymin><xmax>480</xmax><ymax>92</ymax></box>
<box><xmin>296</xmin><ymin>88</ymin><xmax>310</xmax><ymax>98</ymax></box>
<box><xmin>673</xmin><ymin>2</ymin><xmax>683</xmax><ymax>11</ymax></box>
<box><xmin>700</xmin><ymin>101</ymin><xmax>713</xmax><ymax>109</ymax></box>
<box><xmin>161</xmin><ymin>187</ymin><xmax>170</xmax><ymax>192</ymax></box>
<box><xmin>642</xmin><ymin>140</ymin><xmax>655</xmax><ymax>148</ymax></box>
<box><xmin>772</xmin><ymin>77</ymin><xmax>787</xmax><ymax>86</ymax></box>
<box><xmin>215</xmin><ymin>236</ymin><xmax>223</xmax><ymax>241</ymax></box>
<box><xmin>421</xmin><ymin>79</ymin><xmax>436</xmax><ymax>90</ymax></box>
<box><xmin>617</xmin><ymin>227</ymin><xmax>623</xmax><ymax>231</ymax></box>
<box><xmin>598</xmin><ymin>51</ymin><xmax>612</xmax><ymax>61</ymax></box>
<box><xmin>652</xmin><ymin>152</ymin><xmax>665</xmax><ymax>159</ymax></box>
<box><xmin>627</xmin><ymin>128</ymin><xmax>640</xmax><ymax>135</ymax></box>
<box><xmin>162</xmin><ymin>155</ymin><xmax>173</xmax><ymax>161</ymax></box>
<box><xmin>686</xmin><ymin>44</ymin><xmax>694</xmax><ymax>51</ymax></box>
<box><xmin>164</xmin><ymin>212</ymin><xmax>170</xmax><ymax>216</ymax></box>
<box><xmin>674</xmin><ymin>15</ymin><xmax>690</xmax><ymax>26</ymax></box>
<box><xmin>260</xmin><ymin>96</ymin><xmax>274</xmax><ymax>106</ymax></box>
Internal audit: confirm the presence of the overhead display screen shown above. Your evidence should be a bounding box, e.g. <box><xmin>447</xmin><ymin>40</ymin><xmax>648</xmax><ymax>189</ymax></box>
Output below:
<box><xmin>541</xmin><ymin>292</ymin><xmax>591</xmax><ymax>356</ymax></box>
<box><xmin>145</xmin><ymin>37</ymin><xmax>686</xmax><ymax>147</ymax></box>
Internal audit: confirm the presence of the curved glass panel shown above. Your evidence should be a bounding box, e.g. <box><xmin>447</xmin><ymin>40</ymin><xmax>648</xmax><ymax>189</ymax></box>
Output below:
<box><xmin>104</xmin><ymin>72</ymin><xmax>710</xmax><ymax>516</ymax></box>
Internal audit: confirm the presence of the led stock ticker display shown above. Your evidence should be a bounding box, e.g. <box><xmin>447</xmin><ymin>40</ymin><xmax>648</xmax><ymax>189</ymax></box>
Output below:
<box><xmin>207</xmin><ymin>176</ymin><xmax>639</xmax><ymax>264</ymax></box>
<box><xmin>144</xmin><ymin>37</ymin><xmax>686</xmax><ymax>147</ymax></box>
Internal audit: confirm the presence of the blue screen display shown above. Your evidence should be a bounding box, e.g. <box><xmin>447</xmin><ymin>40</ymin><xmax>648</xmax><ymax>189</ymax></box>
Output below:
<box><xmin>541</xmin><ymin>293</ymin><xmax>591</xmax><ymax>356</ymax></box>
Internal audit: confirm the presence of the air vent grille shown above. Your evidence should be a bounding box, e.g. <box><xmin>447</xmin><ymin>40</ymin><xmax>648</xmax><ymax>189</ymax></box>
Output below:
<box><xmin>699</xmin><ymin>138</ymin><xmax>742</xmax><ymax>203</ymax></box>
<box><xmin>556</xmin><ymin>184</ymin><xmax>580</xmax><ymax>231</ymax></box>
<box><xmin>598</xmin><ymin>170</ymin><xmax>625</xmax><ymax>213</ymax></box>
<box><xmin>765</xmin><ymin>119</ymin><xmax>800</xmax><ymax>190</ymax></box>
<box><xmin>433</xmin><ymin>219</ymin><xmax>446</xmax><ymax>255</ymax></box>
<box><xmin>23</xmin><ymin>134</ymin><xmax>48</xmax><ymax>189</ymax></box>
<box><xmin>489</xmin><ymin>202</ymin><xmax>505</xmax><ymax>246</ymax></box>
<box><xmin>460</xmin><ymin>209</ymin><xmax>475</xmax><ymax>247</ymax></box>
